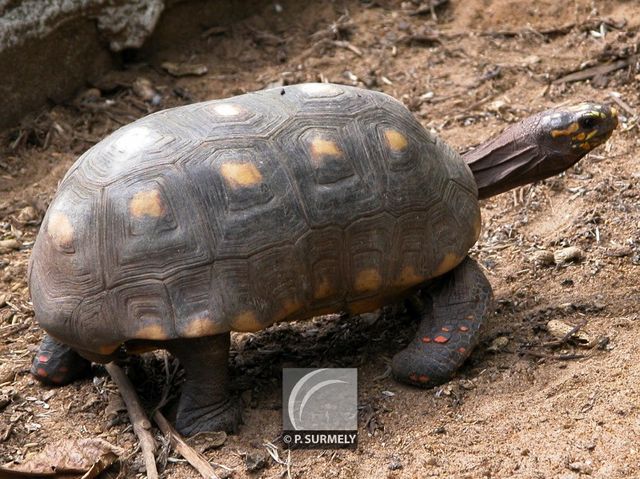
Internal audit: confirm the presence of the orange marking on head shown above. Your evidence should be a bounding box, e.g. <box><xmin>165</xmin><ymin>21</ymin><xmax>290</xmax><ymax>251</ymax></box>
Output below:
<box><xmin>465</xmin><ymin>314</ymin><xmax>474</xmax><ymax>321</ymax></box>
<box><xmin>441</xmin><ymin>327</ymin><xmax>450</xmax><ymax>332</ymax></box>
<box><xmin>384</xmin><ymin>129</ymin><xmax>408</xmax><ymax>151</ymax></box>
<box><xmin>434</xmin><ymin>335</ymin><xmax>449</xmax><ymax>344</ymax></box>
<box><xmin>130</xmin><ymin>190</ymin><xmax>164</xmax><ymax>218</ymax></box>
<box><xmin>220</xmin><ymin>162</ymin><xmax>263</xmax><ymax>188</ymax></box>
<box><xmin>458</xmin><ymin>347</ymin><xmax>467</xmax><ymax>354</ymax></box>
<box><xmin>48</xmin><ymin>211</ymin><xmax>74</xmax><ymax>248</ymax></box>
<box><xmin>418</xmin><ymin>375</ymin><xmax>429</xmax><ymax>383</ymax></box>
<box><xmin>36</xmin><ymin>368</ymin><xmax>48</xmax><ymax>377</ymax></box>
<box><xmin>550</xmin><ymin>122</ymin><xmax>579</xmax><ymax>138</ymax></box>
<box><xmin>459</xmin><ymin>325</ymin><xmax>470</xmax><ymax>332</ymax></box>
<box><xmin>38</xmin><ymin>355</ymin><xmax>49</xmax><ymax>363</ymax></box>
<box><xmin>354</xmin><ymin>268</ymin><xmax>382</xmax><ymax>293</ymax></box>
<box><xmin>421</xmin><ymin>336</ymin><xmax>431</xmax><ymax>343</ymax></box>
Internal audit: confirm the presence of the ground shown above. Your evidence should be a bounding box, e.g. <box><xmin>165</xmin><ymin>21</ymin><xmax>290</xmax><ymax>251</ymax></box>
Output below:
<box><xmin>1</xmin><ymin>0</ymin><xmax>639</xmax><ymax>478</ymax></box>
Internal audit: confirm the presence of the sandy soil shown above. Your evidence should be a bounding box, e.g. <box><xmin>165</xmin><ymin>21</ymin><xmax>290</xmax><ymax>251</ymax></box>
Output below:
<box><xmin>1</xmin><ymin>1</ymin><xmax>639</xmax><ymax>478</ymax></box>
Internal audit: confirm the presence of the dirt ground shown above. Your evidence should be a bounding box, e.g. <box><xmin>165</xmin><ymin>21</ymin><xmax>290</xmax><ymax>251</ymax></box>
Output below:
<box><xmin>1</xmin><ymin>0</ymin><xmax>639</xmax><ymax>477</ymax></box>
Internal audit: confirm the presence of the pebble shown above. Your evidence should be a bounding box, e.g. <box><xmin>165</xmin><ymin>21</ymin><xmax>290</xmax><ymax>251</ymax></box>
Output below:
<box><xmin>487</xmin><ymin>336</ymin><xmax>509</xmax><ymax>352</ymax></box>
<box><xmin>531</xmin><ymin>250</ymin><xmax>555</xmax><ymax>266</ymax></box>
<box><xmin>17</xmin><ymin>206</ymin><xmax>39</xmax><ymax>224</ymax></box>
<box><xmin>132</xmin><ymin>77</ymin><xmax>161</xmax><ymax>104</ymax></box>
<box><xmin>568</xmin><ymin>460</ymin><xmax>593</xmax><ymax>475</ymax></box>
<box><xmin>0</xmin><ymin>239</ymin><xmax>20</xmax><ymax>254</ymax></box>
<box><xmin>554</xmin><ymin>247</ymin><xmax>584</xmax><ymax>265</ymax></box>
<box><xmin>244</xmin><ymin>450</ymin><xmax>268</xmax><ymax>471</ymax></box>
<box><xmin>546</xmin><ymin>320</ymin><xmax>591</xmax><ymax>345</ymax></box>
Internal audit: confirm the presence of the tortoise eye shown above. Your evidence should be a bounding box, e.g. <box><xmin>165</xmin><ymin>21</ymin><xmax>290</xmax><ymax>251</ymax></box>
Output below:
<box><xmin>579</xmin><ymin>115</ymin><xmax>598</xmax><ymax>129</ymax></box>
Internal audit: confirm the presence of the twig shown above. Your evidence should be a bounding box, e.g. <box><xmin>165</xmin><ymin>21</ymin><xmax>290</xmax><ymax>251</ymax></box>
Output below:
<box><xmin>520</xmin><ymin>350</ymin><xmax>586</xmax><ymax>361</ymax></box>
<box><xmin>105</xmin><ymin>363</ymin><xmax>159</xmax><ymax>479</ymax></box>
<box><xmin>543</xmin><ymin>319</ymin><xmax>588</xmax><ymax>347</ymax></box>
<box><xmin>608</xmin><ymin>92</ymin><xmax>638</xmax><ymax>118</ymax></box>
<box><xmin>0</xmin><ymin>323</ymin><xmax>29</xmax><ymax>339</ymax></box>
<box><xmin>553</xmin><ymin>56</ymin><xmax>635</xmax><ymax>84</ymax></box>
<box><xmin>153</xmin><ymin>410</ymin><xmax>220</xmax><ymax>479</ymax></box>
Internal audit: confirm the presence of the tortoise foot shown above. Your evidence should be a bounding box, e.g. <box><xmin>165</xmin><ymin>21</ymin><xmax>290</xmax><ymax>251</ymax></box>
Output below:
<box><xmin>31</xmin><ymin>334</ymin><xmax>92</xmax><ymax>386</ymax></box>
<box><xmin>392</xmin><ymin>257</ymin><xmax>493</xmax><ymax>388</ymax></box>
<box><xmin>175</xmin><ymin>396</ymin><xmax>242</xmax><ymax>436</ymax></box>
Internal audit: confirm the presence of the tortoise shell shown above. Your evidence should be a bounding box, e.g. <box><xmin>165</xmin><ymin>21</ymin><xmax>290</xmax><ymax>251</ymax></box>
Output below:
<box><xmin>29</xmin><ymin>83</ymin><xmax>480</xmax><ymax>355</ymax></box>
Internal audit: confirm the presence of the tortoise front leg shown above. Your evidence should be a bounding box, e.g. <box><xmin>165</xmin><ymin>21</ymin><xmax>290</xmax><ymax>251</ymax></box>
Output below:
<box><xmin>392</xmin><ymin>257</ymin><xmax>493</xmax><ymax>387</ymax></box>
<box><xmin>167</xmin><ymin>333</ymin><xmax>242</xmax><ymax>436</ymax></box>
<box><xmin>31</xmin><ymin>334</ymin><xmax>92</xmax><ymax>385</ymax></box>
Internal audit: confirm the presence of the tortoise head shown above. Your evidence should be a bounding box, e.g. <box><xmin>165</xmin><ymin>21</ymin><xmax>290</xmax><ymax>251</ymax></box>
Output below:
<box><xmin>538</xmin><ymin>102</ymin><xmax>618</xmax><ymax>166</ymax></box>
<box><xmin>463</xmin><ymin>102</ymin><xmax>618</xmax><ymax>199</ymax></box>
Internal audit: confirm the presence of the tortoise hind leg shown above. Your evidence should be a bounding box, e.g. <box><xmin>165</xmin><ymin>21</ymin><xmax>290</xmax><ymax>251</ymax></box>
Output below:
<box><xmin>31</xmin><ymin>334</ymin><xmax>92</xmax><ymax>386</ymax></box>
<box><xmin>167</xmin><ymin>332</ymin><xmax>242</xmax><ymax>436</ymax></box>
<box><xmin>392</xmin><ymin>257</ymin><xmax>493</xmax><ymax>387</ymax></box>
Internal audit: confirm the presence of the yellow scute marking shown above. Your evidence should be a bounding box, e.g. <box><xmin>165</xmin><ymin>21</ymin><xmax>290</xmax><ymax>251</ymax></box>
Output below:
<box><xmin>220</xmin><ymin>162</ymin><xmax>262</xmax><ymax>188</ymax></box>
<box><xmin>314</xmin><ymin>277</ymin><xmax>335</xmax><ymax>299</ymax></box>
<box><xmin>354</xmin><ymin>268</ymin><xmax>383</xmax><ymax>293</ymax></box>
<box><xmin>98</xmin><ymin>343</ymin><xmax>120</xmax><ymax>355</ymax></box>
<box><xmin>213</xmin><ymin>103</ymin><xmax>243</xmax><ymax>116</ymax></box>
<box><xmin>48</xmin><ymin>212</ymin><xmax>74</xmax><ymax>248</ymax></box>
<box><xmin>130</xmin><ymin>190</ymin><xmax>164</xmax><ymax>218</ymax></box>
<box><xmin>433</xmin><ymin>252</ymin><xmax>462</xmax><ymax>277</ymax></box>
<box><xmin>311</xmin><ymin>138</ymin><xmax>342</xmax><ymax>160</ymax></box>
<box><xmin>183</xmin><ymin>317</ymin><xmax>220</xmax><ymax>337</ymax></box>
<box><xmin>231</xmin><ymin>310</ymin><xmax>262</xmax><ymax>332</ymax></box>
<box><xmin>274</xmin><ymin>299</ymin><xmax>304</xmax><ymax>322</ymax></box>
<box><xmin>550</xmin><ymin>122</ymin><xmax>579</xmax><ymax>138</ymax></box>
<box><xmin>384</xmin><ymin>129</ymin><xmax>408</xmax><ymax>151</ymax></box>
<box><xmin>396</xmin><ymin>266</ymin><xmax>424</xmax><ymax>287</ymax></box>
<box><xmin>135</xmin><ymin>325</ymin><xmax>169</xmax><ymax>340</ymax></box>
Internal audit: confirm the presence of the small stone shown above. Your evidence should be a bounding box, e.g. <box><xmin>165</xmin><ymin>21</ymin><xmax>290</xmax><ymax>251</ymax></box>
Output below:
<box><xmin>0</xmin><ymin>239</ymin><xmax>20</xmax><ymax>254</ymax></box>
<box><xmin>132</xmin><ymin>77</ymin><xmax>160</xmax><ymax>103</ymax></box>
<box><xmin>568</xmin><ymin>461</ymin><xmax>593</xmax><ymax>475</ymax></box>
<box><xmin>17</xmin><ymin>206</ymin><xmax>39</xmax><ymax>224</ymax></box>
<box><xmin>531</xmin><ymin>250</ymin><xmax>555</xmax><ymax>266</ymax></box>
<box><xmin>388</xmin><ymin>456</ymin><xmax>403</xmax><ymax>470</ymax></box>
<box><xmin>381</xmin><ymin>390</ymin><xmax>395</xmax><ymax>397</ymax></box>
<box><xmin>161</xmin><ymin>62</ymin><xmax>208</xmax><ymax>77</ymax></box>
<box><xmin>554</xmin><ymin>247</ymin><xmax>584</xmax><ymax>265</ymax></box>
<box><xmin>244</xmin><ymin>450</ymin><xmax>268</xmax><ymax>472</ymax></box>
<box><xmin>546</xmin><ymin>320</ymin><xmax>591</xmax><ymax>345</ymax></box>
<box><xmin>487</xmin><ymin>336</ymin><xmax>509</xmax><ymax>352</ymax></box>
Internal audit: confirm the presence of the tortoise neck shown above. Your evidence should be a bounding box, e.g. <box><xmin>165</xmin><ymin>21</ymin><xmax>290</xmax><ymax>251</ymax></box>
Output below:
<box><xmin>462</xmin><ymin>124</ymin><xmax>544</xmax><ymax>200</ymax></box>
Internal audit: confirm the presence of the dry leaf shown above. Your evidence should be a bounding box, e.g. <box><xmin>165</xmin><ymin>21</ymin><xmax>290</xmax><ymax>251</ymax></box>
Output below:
<box><xmin>0</xmin><ymin>438</ymin><xmax>121</xmax><ymax>477</ymax></box>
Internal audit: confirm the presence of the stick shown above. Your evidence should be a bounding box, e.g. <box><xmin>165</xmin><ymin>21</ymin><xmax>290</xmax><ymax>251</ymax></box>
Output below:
<box><xmin>105</xmin><ymin>363</ymin><xmax>159</xmax><ymax>479</ymax></box>
<box><xmin>153</xmin><ymin>410</ymin><xmax>220</xmax><ymax>479</ymax></box>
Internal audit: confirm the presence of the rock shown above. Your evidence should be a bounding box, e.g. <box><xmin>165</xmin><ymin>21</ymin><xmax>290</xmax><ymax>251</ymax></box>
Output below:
<box><xmin>487</xmin><ymin>336</ymin><xmax>509</xmax><ymax>352</ymax></box>
<box><xmin>16</xmin><ymin>206</ymin><xmax>39</xmax><ymax>224</ymax></box>
<box><xmin>244</xmin><ymin>450</ymin><xmax>268</xmax><ymax>472</ymax></box>
<box><xmin>531</xmin><ymin>250</ymin><xmax>555</xmax><ymax>266</ymax></box>
<box><xmin>554</xmin><ymin>247</ymin><xmax>584</xmax><ymax>265</ymax></box>
<box><xmin>568</xmin><ymin>461</ymin><xmax>593</xmax><ymax>475</ymax></box>
<box><xmin>132</xmin><ymin>77</ymin><xmax>160</xmax><ymax>103</ymax></box>
<box><xmin>0</xmin><ymin>239</ymin><xmax>21</xmax><ymax>254</ymax></box>
<box><xmin>546</xmin><ymin>320</ymin><xmax>591</xmax><ymax>346</ymax></box>
<box><xmin>388</xmin><ymin>456</ymin><xmax>403</xmax><ymax>470</ymax></box>
<box><xmin>161</xmin><ymin>62</ymin><xmax>208</xmax><ymax>77</ymax></box>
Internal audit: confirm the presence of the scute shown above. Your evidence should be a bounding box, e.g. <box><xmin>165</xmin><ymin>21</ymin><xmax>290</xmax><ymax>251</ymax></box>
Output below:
<box><xmin>29</xmin><ymin>83</ymin><xmax>480</xmax><ymax>352</ymax></box>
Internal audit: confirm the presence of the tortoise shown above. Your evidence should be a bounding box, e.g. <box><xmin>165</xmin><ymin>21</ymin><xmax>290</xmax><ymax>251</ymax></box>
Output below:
<box><xmin>28</xmin><ymin>83</ymin><xmax>617</xmax><ymax>436</ymax></box>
